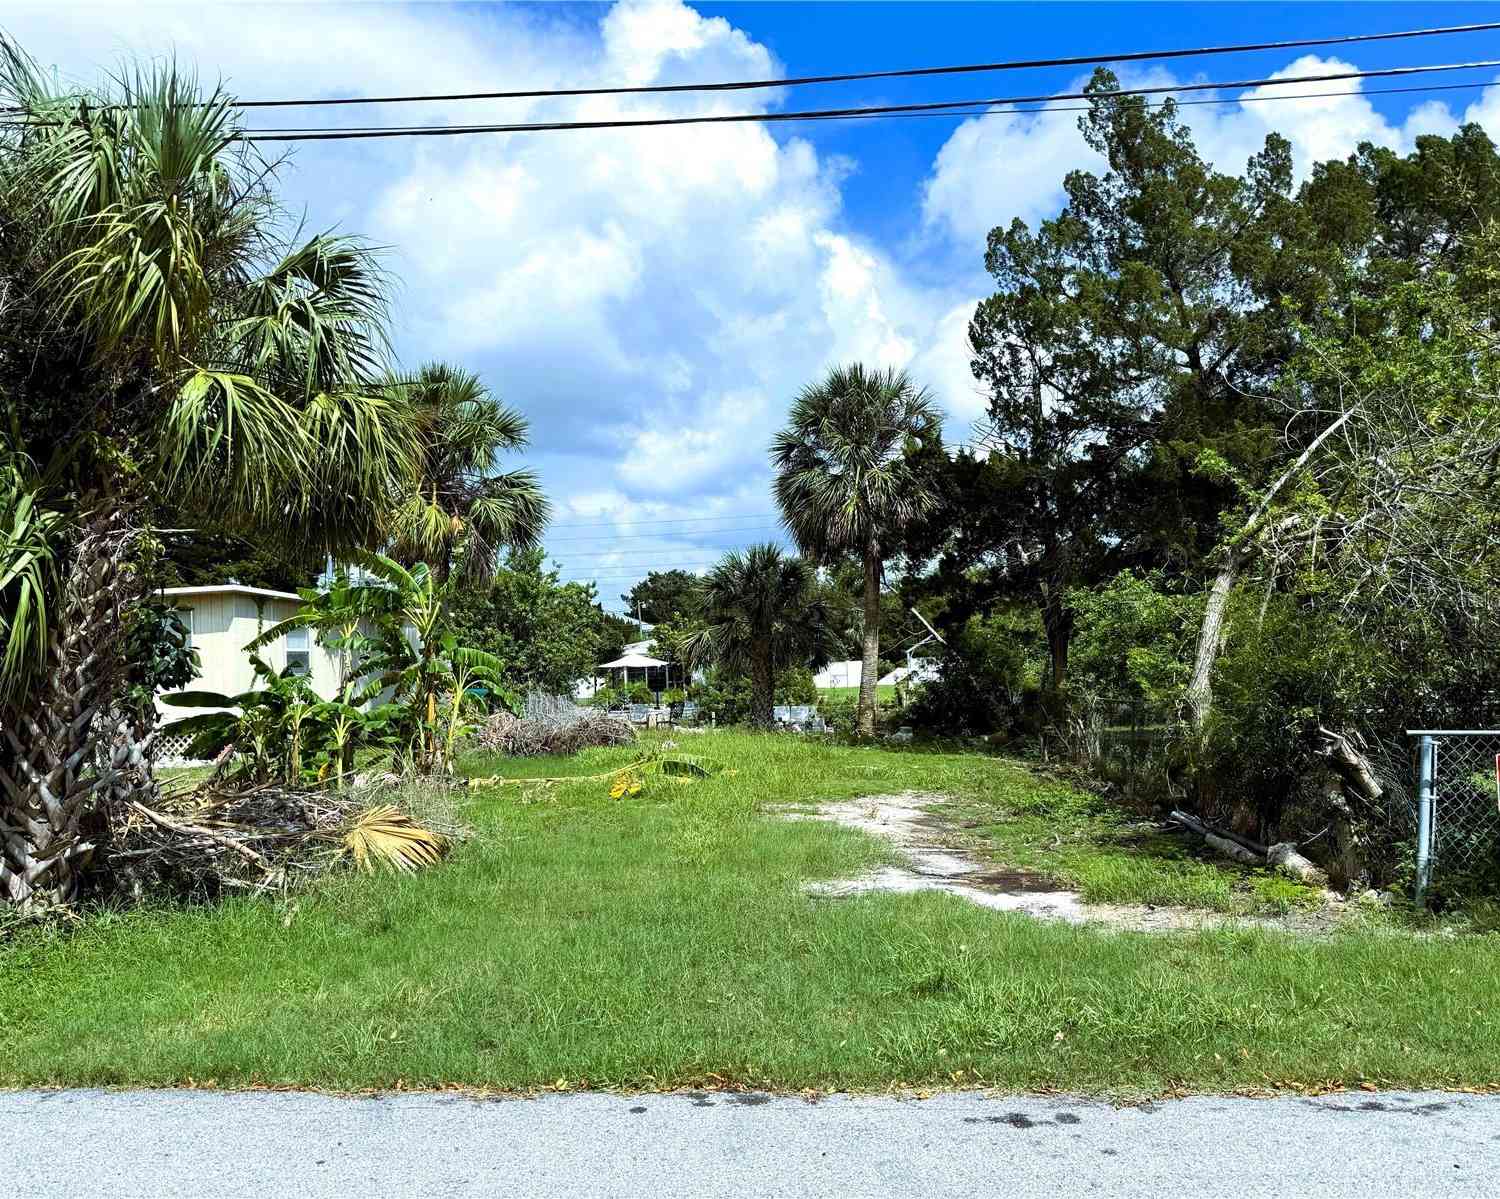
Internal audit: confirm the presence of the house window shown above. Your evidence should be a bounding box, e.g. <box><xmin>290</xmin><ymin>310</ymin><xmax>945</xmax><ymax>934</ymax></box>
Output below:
<box><xmin>285</xmin><ymin>627</ymin><xmax>311</xmax><ymax>676</ymax></box>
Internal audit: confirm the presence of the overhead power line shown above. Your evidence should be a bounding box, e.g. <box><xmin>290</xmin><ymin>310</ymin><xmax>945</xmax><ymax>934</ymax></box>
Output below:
<box><xmin>235</xmin><ymin>58</ymin><xmax>1500</xmax><ymax>140</ymax></box>
<box><xmin>219</xmin><ymin>21</ymin><xmax>1500</xmax><ymax>108</ymax></box>
<box><xmin>543</xmin><ymin>524</ymin><xmax>782</xmax><ymax>544</ymax></box>
<box><xmin>552</xmin><ymin>545</ymin><xmax>777</xmax><ymax>559</ymax></box>
<box><xmin>8</xmin><ymin>77</ymin><xmax>1500</xmax><ymax>141</ymax></box>
<box><xmin>562</xmin><ymin>575</ymin><xmax>714</xmax><ymax>583</ymax></box>
<box><xmin>546</xmin><ymin>511</ymin><xmax>779</xmax><ymax>528</ymax></box>
<box><xmin>558</xmin><ymin>558</ymin><xmax>779</xmax><ymax>569</ymax></box>
<box><xmin>804</xmin><ymin>77</ymin><xmax>1500</xmax><ymax>124</ymax></box>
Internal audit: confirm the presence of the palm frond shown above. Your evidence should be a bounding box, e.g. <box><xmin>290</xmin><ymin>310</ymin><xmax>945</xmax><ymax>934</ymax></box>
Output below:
<box><xmin>0</xmin><ymin>452</ymin><xmax>64</xmax><ymax>702</ymax></box>
<box><xmin>158</xmin><ymin>367</ymin><xmax>310</xmax><ymax>518</ymax></box>
<box><xmin>383</xmin><ymin>362</ymin><xmax>548</xmax><ymax>583</ymax></box>
<box><xmin>231</xmin><ymin>233</ymin><xmax>393</xmax><ymax>400</ymax></box>
<box><xmin>771</xmin><ymin>363</ymin><xmax>943</xmax><ymax>560</ymax></box>
<box><xmin>340</xmin><ymin>804</ymin><xmax>448</xmax><ymax>873</ymax></box>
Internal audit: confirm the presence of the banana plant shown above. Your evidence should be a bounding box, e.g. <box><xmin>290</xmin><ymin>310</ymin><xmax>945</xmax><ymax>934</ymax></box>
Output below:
<box><xmin>162</xmin><ymin>655</ymin><xmax>322</xmax><ymax>783</ymax></box>
<box><xmin>251</xmin><ymin>551</ymin><xmax>512</xmax><ymax>775</ymax></box>
<box><xmin>311</xmin><ymin>680</ymin><xmax>400</xmax><ymax>786</ymax></box>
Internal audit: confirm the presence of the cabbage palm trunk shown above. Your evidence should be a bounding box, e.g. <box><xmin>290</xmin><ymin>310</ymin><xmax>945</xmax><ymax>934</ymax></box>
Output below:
<box><xmin>0</xmin><ymin>45</ymin><xmax>419</xmax><ymax>906</ymax></box>
<box><xmin>749</xmin><ymin>640</ymin><xmax>776</xmax><ymax>729</ymax></box>
<box><xmin>857</xmin><ymin>540</ymin><xmax>881</xmax><ymax>737</ymax></box>
<box><xmin>0</xmin><ymin>507</ymin><xmax>135</xmax><ymax>908</ymax></box>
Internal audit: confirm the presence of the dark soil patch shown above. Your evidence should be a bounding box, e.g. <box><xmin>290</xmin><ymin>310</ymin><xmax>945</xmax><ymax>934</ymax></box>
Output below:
<box><xmin>963</xmin><ymin>867</ymin><xmax>1065</xmax><ymax>894</ymax></box>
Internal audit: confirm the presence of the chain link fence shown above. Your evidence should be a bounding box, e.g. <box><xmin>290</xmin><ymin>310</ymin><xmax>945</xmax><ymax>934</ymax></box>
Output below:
<box><xmin>1048</xmin><ymin>697</ymin><xmax>1184</xmax><ymax>804</ymax></box>
<box><xmin>1411</xmin><ymin>730</ymin><xmax>1500</xmax><ymax>903</ymax></box>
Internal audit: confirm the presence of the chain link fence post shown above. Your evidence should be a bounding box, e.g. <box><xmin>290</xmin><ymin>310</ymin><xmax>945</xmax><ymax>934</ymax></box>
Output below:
<box><xmin>1407</xmin><ymin>729</ymin><xmax>1500</xmax><ymax>908</ymax></box>
<box><xmin>1415</xmin><ymin>733</ymin><xmax>1436</xmax><ymax>907</ymax></box>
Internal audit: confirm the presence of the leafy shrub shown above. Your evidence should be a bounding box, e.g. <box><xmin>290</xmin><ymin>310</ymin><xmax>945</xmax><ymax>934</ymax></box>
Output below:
<box><xmin>778</xmin><ymin>665</ymin><xmax>818</xmax><ymax>705</ymax></box>
<box><xmin>689</xmin><ymin>667</ymin><xmax>822</xmax><ymax>726</ymax></box>
<box><xmin>587</xmin><ymin>681</ymin><xmax>653</xmax><ymax>708</ymax></box>
<box><xmin>124</xmin><ymin>598</ymin><xmax>199</xmax><ymax>723</ymax></box>
<box><xmin>693</xmin><ymin>671</ymin><xmax>753</xmax><ymax>724</ymax></box>
<box><xmin>819</xmin><ymin>694</ymin><xmax>856</xmax><ymax>733</ymax></box>
<box><xmin>818</xmin><ymin>692</ymin><xmax>906</xmax><ymax>736</ymax></box>
<box><xmin>907</xmin><ymin>611</ymin><xmax>1036</xmax><ymax>735</ymax></box>
<box><xmin>1069</xmin><ymin>571</ymin><xmax>1201</xmax><ymax>706</ymax></box>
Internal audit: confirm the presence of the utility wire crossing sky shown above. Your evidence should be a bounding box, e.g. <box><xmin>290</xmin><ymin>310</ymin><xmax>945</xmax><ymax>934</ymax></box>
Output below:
<box><xmin>11</xmin><ymin>2</ymin><xmax>1500</xmax><ymax>595</ymax></box>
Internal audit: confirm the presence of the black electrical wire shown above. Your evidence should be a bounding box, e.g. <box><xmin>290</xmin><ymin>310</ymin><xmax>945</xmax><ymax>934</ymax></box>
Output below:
<box><xmin>782</xmin><ymin>77</ymin><xmax>1500</xmax><ymax>125</ymax></box>
<box><xmin>547</xmin><ymin>511</ymin><xmax>779</xmax><ymax>528</ymax></box>
<box><xmin>9</xmin><ymin>78</ymin><xmax>1495</xmax><ymax>141</ymax></box>
<box><xmin>544</xmin><ymin>525</ymin><xmax>783</xmax><ymax>544</ymax></box>
<box><xmin>233</xmin><ymin>58</ymin><xmax>1500</xmax><ymax>141</ymax></box>
<box><xmin>219</xmin><ymin>21</ymin><xmax>1500</xmax><ymax>108</ymax></box>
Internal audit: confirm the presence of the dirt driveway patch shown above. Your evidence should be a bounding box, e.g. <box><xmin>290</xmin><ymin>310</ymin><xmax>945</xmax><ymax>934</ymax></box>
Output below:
<box><xmin>796</xmin><ymin>792</ymin><xmax>1343</xmax><ymax>933</ymax></box>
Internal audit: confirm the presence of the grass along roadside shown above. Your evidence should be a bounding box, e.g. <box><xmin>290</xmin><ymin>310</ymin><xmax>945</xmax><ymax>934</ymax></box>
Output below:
<box><xmin>2</xmin><ymin>732</ymin><xmax>1498</xmax><ymax>1097</ymax></box>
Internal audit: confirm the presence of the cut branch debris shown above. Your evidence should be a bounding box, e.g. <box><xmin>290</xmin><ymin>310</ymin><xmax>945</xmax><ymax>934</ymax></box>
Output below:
<box><xmin>1169</xmin><ymin>809</ymin><xmax>1327</xmax><ymax>885</ymax></box>
<box><xmin>102</xmin><ymin>778</ymin><xmax>466</xmax><ymax>901</ymax></box>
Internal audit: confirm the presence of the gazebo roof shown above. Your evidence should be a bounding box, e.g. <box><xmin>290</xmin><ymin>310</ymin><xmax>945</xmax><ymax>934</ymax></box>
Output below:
<box><xmin>598</xmin><ymin>652</ymin><xmax>668</xmax><ymax>669</ymax></box>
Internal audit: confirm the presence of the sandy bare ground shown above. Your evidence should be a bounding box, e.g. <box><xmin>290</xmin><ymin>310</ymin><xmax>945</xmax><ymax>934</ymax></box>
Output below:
<box><xmin>795</xmin><ymin>793</ymin><xmax>1343</xmax><ymax>933</ymax></box>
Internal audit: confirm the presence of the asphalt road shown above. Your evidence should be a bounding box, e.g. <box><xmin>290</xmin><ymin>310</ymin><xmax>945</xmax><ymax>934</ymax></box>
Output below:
<box><xmin>7</xmin><ymin>1087</ymin><xmax>1498</xmax><ymax>1197</ymax></box>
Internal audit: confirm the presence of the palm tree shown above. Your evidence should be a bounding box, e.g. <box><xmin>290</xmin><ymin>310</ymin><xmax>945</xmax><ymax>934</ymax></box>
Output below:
<box><xmin>387</xmin><ymin>363</ymin><xmax>550</xmax><ymax>584</ymax></box>
<box><xmin>682</xmin><ymin>544</ymin><xmax>843</xmax><ymax>727</ymax></box>
<box><xmin>771</xmin><ymin>364</ymin><xmax>942</xmax><ymax>736</ymax></box>
<box><xmin>0</xmin><ymin>47</ymin><xmax>419</xmax><ymax>908</ymax></box>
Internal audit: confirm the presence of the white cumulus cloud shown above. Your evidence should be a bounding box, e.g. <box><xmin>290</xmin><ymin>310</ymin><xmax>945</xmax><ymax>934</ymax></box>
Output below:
<box><xmin>9</xmin><ymin>3</ymin><xmax>1500</xmax><ymax>594</ymax></box>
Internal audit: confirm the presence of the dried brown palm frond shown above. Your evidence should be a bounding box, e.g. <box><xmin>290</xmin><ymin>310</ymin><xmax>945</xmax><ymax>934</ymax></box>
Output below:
<box><xmin>339</xmin><ymin>804</ymin><xmax>448</xmax><ymax>874</ymax></box>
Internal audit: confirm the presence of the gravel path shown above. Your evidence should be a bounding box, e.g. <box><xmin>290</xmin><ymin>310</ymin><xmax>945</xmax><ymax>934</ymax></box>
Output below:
<box><xmin>7</xmin><ymin>1087</ymin><xmax>1497</xmax><ymax>1197</ymax></box>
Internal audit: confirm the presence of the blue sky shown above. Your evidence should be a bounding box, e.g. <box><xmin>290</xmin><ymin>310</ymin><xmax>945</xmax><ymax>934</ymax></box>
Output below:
<box><xmin>10</xmin><ymin>2</ymin><xmax>1500</xmax><ymax>609</ymax></box>
<box><xmin>697</xmin><ymin>3</ymin><xmax>1500</xmax><ymax>248</ymax></box>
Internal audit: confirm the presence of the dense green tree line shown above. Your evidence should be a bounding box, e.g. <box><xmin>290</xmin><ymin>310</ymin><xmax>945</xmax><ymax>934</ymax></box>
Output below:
<box><xmin>903</xmin><ymin>71</ymin><xmax>1500</xmax><ymax>888</ymax></box>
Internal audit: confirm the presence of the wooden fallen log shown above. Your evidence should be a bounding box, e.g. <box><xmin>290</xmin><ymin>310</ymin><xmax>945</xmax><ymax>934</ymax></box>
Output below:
<box><xmin>1169</xmin><ymin>809</ymin><xmax>1326</xmax><ymax>885</ymax></box>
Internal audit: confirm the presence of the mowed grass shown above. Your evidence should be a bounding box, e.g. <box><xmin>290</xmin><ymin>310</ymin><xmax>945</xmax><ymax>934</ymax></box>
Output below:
<box><xmin>817</xmin><ymin>684</ymin><xmax>897</xmax><ymax>702</ymax></box>
<box><xmin>2</xmin><ymin>732</ymin><xmax>1499</xmax><ymax>1096</ymax></box>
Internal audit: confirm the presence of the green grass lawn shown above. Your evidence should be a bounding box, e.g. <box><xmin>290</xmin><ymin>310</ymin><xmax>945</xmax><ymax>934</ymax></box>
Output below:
<box><xmin>2</xmin><ymin>732</ymin><xmax>1498</xmax><ymax>1097</ymax></box>
<box><xmin>817</xmin><ymin>685</ymin><xmax>897</xmax><ymax>702</ymax></box>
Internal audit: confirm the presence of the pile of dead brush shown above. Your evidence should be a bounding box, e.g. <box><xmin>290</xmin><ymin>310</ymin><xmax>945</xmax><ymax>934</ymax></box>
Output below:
<box><xmin>471</xmin><ymin>709</ymin><xmax>635</xmax><ymax>757</ymax></box>
<box><xmin>102</xmin><ymin>777</ymin><xmax>467</xmax><ymax>902</ymax></box>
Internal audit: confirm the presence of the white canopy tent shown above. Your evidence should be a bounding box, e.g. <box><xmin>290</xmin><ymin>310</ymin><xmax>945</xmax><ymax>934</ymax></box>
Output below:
<box><xmin>597</xmin><ymin>651</ymin><xmax>672</xmax><ymax>698</ymax></box>
<box><xmin>598</xmin><ymin>651</ymin><xmax>667</xmax><ymax>671</ymax></box>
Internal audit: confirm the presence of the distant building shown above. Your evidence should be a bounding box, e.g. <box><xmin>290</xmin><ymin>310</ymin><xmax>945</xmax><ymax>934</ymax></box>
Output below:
<box><xmin>814</xmin><ymin>658</ymin><xmax>942</xmax><ymax>690</ymax></box>
<box><xmin>813</xmin><ymin>660</ymin><xmax>863</xmax><ymax>689</ymax></box>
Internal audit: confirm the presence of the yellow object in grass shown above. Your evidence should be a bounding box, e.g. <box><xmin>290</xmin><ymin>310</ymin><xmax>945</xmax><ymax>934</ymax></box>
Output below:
<box><xmin>609</xmin><ymin>773</ymin><xmax>644</xmax><ymax>799</ymax></box>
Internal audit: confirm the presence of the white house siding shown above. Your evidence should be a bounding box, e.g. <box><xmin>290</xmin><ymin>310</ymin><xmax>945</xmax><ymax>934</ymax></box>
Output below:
<box><xmin>158</xmin><ymin>586</ymin><xmax>343</xmax><ymax>720</ymax></box>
